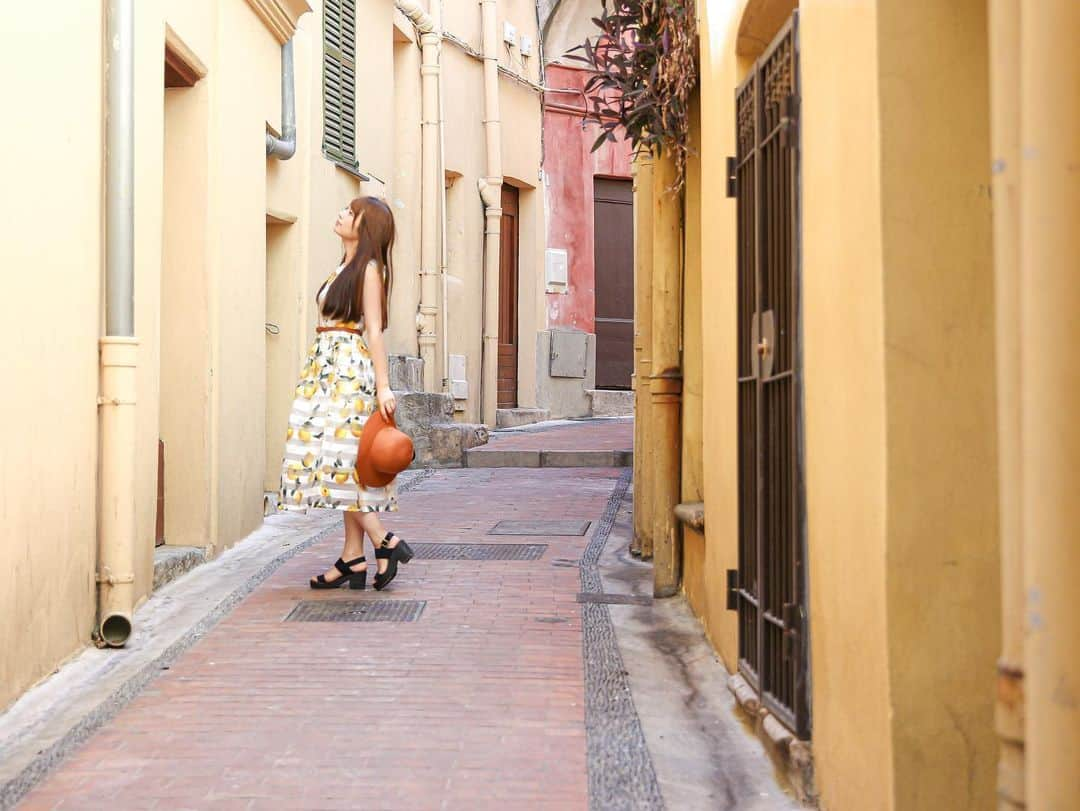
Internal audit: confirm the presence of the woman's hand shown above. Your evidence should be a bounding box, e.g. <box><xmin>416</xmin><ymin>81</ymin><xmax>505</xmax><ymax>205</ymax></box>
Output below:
<box><xmin>377</xmin><ymin>387</ymin><xmax>397</xmax><ymax>421</ymax></box>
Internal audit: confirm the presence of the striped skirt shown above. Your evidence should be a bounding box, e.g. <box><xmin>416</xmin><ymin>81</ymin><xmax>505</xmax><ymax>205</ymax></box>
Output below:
<box><xmin>277</xmin><ymin>330</ymin><xmax>397</xmax><ymax>513</ymax></box>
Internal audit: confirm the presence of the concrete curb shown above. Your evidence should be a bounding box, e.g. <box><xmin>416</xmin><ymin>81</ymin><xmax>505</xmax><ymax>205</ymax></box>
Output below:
<box><xmin>466</xmin><ymin>449</ymin><xmax>633</xmax><ymax>469</ymax></box>
<box><xmin>152</xmin><ymin>546</ymin><xmax>208</xmax><ymax>591</ymax></box>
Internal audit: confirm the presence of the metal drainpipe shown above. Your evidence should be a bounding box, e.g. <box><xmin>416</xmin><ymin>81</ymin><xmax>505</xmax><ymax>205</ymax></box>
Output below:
<box><xmin>395</xmin><ymin>0</ymin><xmax>441</xmax><ymax>391</ymax></box>
<box><xmin>478</xmin><ymin>0</ymin><xmax>503</xmax><ymax>426</ymax></box>
<box><xmin>266</xmin><ymin>39</ymin><xmax>297</xmax><ymax>159</ymax></box>
<box><xmin>435</xmin><ymin>0</ymin><xmax>451</xmax><ymax>394</ymax></box>
<box><xmin>97</xmin><ymin>0</ymin><xmax>138</xmax><ymax>647</ymax></box>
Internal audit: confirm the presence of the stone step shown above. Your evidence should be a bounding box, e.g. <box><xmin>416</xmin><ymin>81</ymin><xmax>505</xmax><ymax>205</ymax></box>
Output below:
<box><xmin>588</xmin><ymin>389</ymin><xmax>634</xmax><ymax>417</ymax></box>
<box><xmin>496</xmin><ymin>407</ymin><xmax>551</xmax><ymax>429</ymax></box>
<box><xmin>393</xmin><ymin>390</ymin><xmax>489</xmax><ymax>468</ymax></box>
<box><xmin>415</xmin><ymin>422</ymin><xmax>490</xmax><ymax>468</ymax></box>
<box><xmin>465</xmin><ymin>448</ymin><xmax>633</xmax><ymax>469</ymax></box>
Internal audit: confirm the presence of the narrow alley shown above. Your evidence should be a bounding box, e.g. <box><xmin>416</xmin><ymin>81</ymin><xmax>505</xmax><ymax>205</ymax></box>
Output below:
<box><xmin>1</xmin><ymin>421</ymin><xmax>797</xmax><ymax>811</ymax></box>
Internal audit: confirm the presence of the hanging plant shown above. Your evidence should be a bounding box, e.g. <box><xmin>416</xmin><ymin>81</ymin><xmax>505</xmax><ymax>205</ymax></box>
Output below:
<box><xmin>567</xmin><ymin>0</ymin><xmax>698</xmax><ymax>191</ymax></box>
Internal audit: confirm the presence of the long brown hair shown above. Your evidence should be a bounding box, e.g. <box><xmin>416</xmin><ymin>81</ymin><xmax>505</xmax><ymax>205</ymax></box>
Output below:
<box><xmin>321</xmin><ymin>196</ymin><xmax>395</xmax><ymax>329</ymax></box>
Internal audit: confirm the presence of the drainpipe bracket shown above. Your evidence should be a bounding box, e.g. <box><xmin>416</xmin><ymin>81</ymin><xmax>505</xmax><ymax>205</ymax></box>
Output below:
<box><xmin>648</xmin><ymin>374</ymin><xmax>683</xmax><ymax>396</ymax></box>
<box><xmin>97</xmin><ymin>396</ymin><xmax>137</xmax><ymax>407</ymax></box>
<box><xmin>96</xmin><ymin>569</ymin><xmax>136</xmax><ymax>585</ymax></box>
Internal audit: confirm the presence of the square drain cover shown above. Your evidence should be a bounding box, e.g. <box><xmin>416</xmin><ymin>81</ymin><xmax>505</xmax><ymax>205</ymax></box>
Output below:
<box><xmin>284</xmin><ymin>600</ymin><xmax>426</xmax><ymax>623</ymax></box>
<box><xmin>490</xmin><ymin>520</ymin><xmax>591</xmax><ymax>536</ymax></box>
<box><xmin>576</xmin><ymin>592</ymin><xmax>652</xmax><ymax>606</ymax></box>
<box><xmin>411</xmin><ymin>543</ymin><xmax>547</xmax><ymax>561</ymax></box>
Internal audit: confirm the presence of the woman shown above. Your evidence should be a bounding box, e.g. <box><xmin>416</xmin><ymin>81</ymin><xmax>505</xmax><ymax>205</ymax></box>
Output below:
<box><xmin>278</xmin><ymin>196</ymin><xmax>414</xmax><ymax>591</ymax></box>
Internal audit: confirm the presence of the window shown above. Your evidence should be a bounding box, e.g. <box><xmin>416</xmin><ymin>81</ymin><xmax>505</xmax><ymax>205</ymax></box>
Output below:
<box><xmin>323</xmin><ymin>0</ymin><xmax>357</xmax><ymax>170</ymax></box>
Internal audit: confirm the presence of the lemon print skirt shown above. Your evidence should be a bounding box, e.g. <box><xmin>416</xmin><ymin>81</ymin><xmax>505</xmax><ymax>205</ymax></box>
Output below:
<box><xmin>277</xmin><ymin>330</ymin><xmax>398</xmax><ymax>513</ymax></box>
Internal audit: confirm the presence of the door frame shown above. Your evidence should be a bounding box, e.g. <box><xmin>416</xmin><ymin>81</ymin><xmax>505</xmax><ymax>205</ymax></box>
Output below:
<box><xmin>497</xmin><ymin>184</ymin><xmax>520</xmax><ymax>409</ymax></box>
<box><xmin>592</xmin><ymin>175</ymin><xmax>635</xmax><ymax>390</ymax></box>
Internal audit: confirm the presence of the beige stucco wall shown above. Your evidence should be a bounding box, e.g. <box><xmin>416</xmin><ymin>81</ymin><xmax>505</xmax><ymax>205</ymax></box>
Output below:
<box><xmin>0</xmin><ymin>3</ymin><xmax>103</xmax><ymax>712</ymax></box>
<box><xmin>436</xmin><ymin>0</ymin><xmax>545</xmax><ymax>420</ymax></box>
<box><xmin>541</xmin><ymin>0</ymin><xmax>602</xmax><ymax>63</ymax></box>
<box><xmin>1</xmin><ymin>0</ymin><xmax>548</xmax><ymax>713</ymax></box>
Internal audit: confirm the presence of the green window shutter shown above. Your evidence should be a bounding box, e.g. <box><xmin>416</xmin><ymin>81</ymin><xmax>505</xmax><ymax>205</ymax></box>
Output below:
<box><xmin>323</xmin><ymin>0</ymin><xmax>357</xmax><ymax>169</ymax></box>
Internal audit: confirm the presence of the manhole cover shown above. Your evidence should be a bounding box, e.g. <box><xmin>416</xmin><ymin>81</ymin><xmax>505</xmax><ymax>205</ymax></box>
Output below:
<box><xmin>284</xmin><ymin>600</ymin><xmax>426</xmax><ymax>623</ymax></box>
<box><xmin>490</xmin><ymin>520</ymin><xmax>591</xmax><ymax>536</ymax></box>
<box><xmin>576</xmin><ymin>592</ymin><xmax>652</xmax><ymax>606</ymax></box>
<box><xmin>410</xmin><ymin>543</ymin><xmax>547</xmax><ymax>561</ymax></box>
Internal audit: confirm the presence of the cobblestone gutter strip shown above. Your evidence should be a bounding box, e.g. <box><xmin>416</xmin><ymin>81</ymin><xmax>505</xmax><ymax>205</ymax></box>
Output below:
<box><xmin>0</xmin><ymin>469</ymin><xmax>435</xmax><ymax>811</ymax></box>
<box><xmin>580</xmin><ymin>469</ymin><xmax>665</xmax><ymax>811</ymax></box>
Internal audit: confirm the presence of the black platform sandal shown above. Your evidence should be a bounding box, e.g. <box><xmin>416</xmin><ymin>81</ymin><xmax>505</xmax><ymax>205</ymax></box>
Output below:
<box><xmin>310</xmin><ymin>555</ymin><xmax>367</xmax><ymax>590</ymax></box>
<box><xmin>373</xmin><ymin>532</ymin><xmax>414</xmax><ymax>591</ymax></box>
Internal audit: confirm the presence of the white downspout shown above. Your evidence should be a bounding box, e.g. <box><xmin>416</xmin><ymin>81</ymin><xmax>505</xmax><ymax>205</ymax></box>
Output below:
<box><xmin>437</xmin><ymin>0</ymin><xmax>451</xmax><ymax>393</ymax></box>
<box><xmin>478</xmin><ymin>0</ymin><xmax>503</xmax><ymax>426</ymax></box>
<box><xmin>395</xmin><ymin>0</ymin><xmax>442</xmax><ymax>391</ymax></box>
<box><xmin>97</xmin><ymin>0</ymin><xmax>138</xmax><ymax>647</ymax></box>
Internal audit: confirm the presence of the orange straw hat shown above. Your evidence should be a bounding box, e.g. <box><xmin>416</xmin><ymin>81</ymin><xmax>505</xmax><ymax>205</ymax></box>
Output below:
<box><xmin>355</xmin><ymin>410</ymin><xmax>414</xmax><ymax>488</ymax></box>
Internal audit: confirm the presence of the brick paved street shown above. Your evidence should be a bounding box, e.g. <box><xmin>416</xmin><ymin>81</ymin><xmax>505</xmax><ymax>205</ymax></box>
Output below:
<box><xmin>10</xmin><ymin>422</ymin><xmax>798</xmax><ymax>811</ymax></box>
<box><xmin>18</xmin><ymin>466</ymin><xmax>633</xmax><ymax>811</ymax></box>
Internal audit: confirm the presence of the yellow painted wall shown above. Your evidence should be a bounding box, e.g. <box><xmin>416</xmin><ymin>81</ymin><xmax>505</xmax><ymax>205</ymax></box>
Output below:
<box><xmin>695</xmin><ymin>0</ymin><xmax>744</xmax><ymax>673</ymax></box>
<box><xmin>876</xmin><ymin>2</ymin><xmax>999</xmax><ymax>807</ymax></box>
<box><xmin>798</xmin><ymin>1</ymin><xmax>895</xmax><ymax>804</ymax></box>
<box><xmin>680</xmin><ymin>90</ymin><xmax>707</xmax><ymax>620</ymax></box>
<box><xmin>0</xmin><ymin>2</ymin><xmax>103</xmax><ymax>711</ymax></box>
<box><xmin>686</xmin><ymin>1</ymin><xmax>999</xmax><ymax>808</ymax></box>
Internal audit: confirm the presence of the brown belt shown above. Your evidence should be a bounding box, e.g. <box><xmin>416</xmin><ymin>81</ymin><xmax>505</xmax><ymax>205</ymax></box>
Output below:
<box><xmin>316</xmin><ymin>325</ymin><xmax>363</xmax><ymax>335</ymax></box>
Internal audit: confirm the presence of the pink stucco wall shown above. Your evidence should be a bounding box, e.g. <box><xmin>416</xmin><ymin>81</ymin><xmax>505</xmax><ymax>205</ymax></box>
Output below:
<box><xmin>542</xmin><ymin>64</ymin><xmax>633</xmax><ymax>334</ymax></box>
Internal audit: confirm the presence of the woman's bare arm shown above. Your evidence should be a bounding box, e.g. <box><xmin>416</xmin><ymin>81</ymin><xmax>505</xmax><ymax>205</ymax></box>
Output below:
<box><xmin>362</xmin><ymin>262</ymin><xmax>396</xmax><ymax>419</ymax></box>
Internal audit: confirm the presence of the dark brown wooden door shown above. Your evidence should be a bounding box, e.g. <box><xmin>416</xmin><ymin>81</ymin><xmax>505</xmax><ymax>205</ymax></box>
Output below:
<box><xmin>155</xmin><ymin>439</ymin><xmax>165</xmax><ymax>546</ymax></box>
<box><xmin>498</xmin><ymin>185</ymin><xmax>520</xmax><ymax>409</ymax></box>
<box><xmin>593</xmin><ymin>178</ymin><xmax>634</xmax><ymax>389</ymax></box>
<box><xmin>733</xmin><ymin>13</ymin><xmax>809</xmax><ymax>739</ymax></box>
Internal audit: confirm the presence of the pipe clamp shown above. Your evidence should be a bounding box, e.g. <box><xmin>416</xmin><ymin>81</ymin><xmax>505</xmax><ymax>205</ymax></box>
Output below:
<box><xmin>96</xmin><ymin>569</ymin><xmax>136</xmax><ymax>585</ymax></box>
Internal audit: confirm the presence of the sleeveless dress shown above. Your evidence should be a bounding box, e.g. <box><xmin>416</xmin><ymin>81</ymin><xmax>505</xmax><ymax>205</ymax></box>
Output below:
<box><xmin>277</xmin><ymin>262</ymin><xmax>398</xmax><ymax>513</ymax></box>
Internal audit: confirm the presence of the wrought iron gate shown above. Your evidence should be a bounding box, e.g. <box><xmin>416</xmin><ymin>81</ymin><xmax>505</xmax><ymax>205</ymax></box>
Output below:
<box><xmin>730</xmin><ymin>12</ymin><xmax>809</xmax><ymax>739</ymax></box>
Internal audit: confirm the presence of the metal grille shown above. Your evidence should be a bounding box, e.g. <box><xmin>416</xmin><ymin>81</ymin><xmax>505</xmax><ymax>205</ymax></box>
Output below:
<box><xmin>322</xmin><ymin>0</ymin><xmax>358</xmax><ymax>169</ymax></box>
<box><xmin>284</xmin><ymin>600</ymin><xmax>426</xmax><ymax>623</ymax></box>
<box><xmin>409</xmin><ymin>543</ymin><xmax>547</xmax><ymax>561</ymax></box>
<box><xmin>490</xmin><ymin>520</ymin><xmax>591</xmax><ymax>536</ymax></box>
<box><xmin>733</xmin><ymin>12</ymin><xmax>809</xmax><ymax>740</ymax></box>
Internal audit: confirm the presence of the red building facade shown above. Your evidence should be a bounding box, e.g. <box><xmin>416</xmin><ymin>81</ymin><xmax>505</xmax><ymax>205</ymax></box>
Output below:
<box><xmin>542</xmin><ymin>63</ymin><xmax>633</xmax><ymax>390</ymax></box>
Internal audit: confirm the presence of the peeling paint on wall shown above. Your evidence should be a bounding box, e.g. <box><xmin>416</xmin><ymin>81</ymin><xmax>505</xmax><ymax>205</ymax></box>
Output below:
<box><xmin>542</xmin><ymin>64</ymin><xmax>632</xmax><ymax>334</ymax></box>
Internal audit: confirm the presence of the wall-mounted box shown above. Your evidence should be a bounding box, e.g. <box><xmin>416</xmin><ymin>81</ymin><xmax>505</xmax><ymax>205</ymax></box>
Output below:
<box><xmin>449</xmin><ymin>354</ymin><xmax>468</xmax><ymax>401</ymax></box>
<box><xmin>546</xmin><ymin>248</ymin><xmax>568</xmax><ymax>293</ymax></box>
<box><xmin>550</xmin><ymin>329</ymin><xmax>588</xmax><ymax>379</ymax></box>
